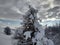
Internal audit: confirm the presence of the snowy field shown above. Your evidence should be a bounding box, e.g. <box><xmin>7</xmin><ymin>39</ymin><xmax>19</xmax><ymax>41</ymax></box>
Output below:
<box><xmin>0</xmin><ymin>27</ymin><xmax>13</xmax><ymax>45</ymax></box>
<box><xmin>0</xmin><ymin>27</ymin><xmax>55</xmax><ymax>45</ymax></box>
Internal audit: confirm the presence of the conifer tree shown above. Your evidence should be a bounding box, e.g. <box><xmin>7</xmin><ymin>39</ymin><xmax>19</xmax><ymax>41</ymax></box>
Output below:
<box><xmin>17</xmin><ymin>5</ymin><xmax>38</xmax><ymax>45</ymax></box>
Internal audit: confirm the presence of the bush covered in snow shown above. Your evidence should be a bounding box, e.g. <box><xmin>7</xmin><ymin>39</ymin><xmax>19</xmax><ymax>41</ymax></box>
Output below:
<box><xmin>4</xmin><ymin>26</ymin><xmax>11</xmax><ymax>35</ymax></box>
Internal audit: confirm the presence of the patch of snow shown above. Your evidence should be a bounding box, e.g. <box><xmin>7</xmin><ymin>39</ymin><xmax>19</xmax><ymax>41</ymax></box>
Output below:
<box><xmin>24</xmin><ymin>31</ymin><xmax>32</xmax><ymax>40</ymax></box>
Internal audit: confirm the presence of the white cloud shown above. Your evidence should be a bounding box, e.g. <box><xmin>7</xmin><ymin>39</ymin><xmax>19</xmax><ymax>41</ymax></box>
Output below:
<box><xmin>0</xmin><ymin>0</ymin><xmax>60</xmax><ymax>20</ymax></box>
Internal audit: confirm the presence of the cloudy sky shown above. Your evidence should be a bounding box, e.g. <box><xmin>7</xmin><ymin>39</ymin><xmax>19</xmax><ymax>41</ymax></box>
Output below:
<box><xmin>0</xmin><ymin>0</ymin><xmax>60</xmax><ymax>28</ymax></box>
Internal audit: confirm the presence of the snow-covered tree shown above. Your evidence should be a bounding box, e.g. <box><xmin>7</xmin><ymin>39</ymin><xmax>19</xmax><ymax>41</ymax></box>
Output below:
<box><xmin>15</xmin><ymin>5</ymin><xmax>39</xmax><ymax>45</ymax></box>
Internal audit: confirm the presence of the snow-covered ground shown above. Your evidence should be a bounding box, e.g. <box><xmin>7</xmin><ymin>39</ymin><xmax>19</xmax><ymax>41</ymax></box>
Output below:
<box><xmin>0</xmin><ymin>26</ymin><xmax>55</xmax><ymax>45</ymax></box>
<box><xmin>0</xmin><ymin>27</ymin><xmax>13</xmax><ymax>45</ymax></box>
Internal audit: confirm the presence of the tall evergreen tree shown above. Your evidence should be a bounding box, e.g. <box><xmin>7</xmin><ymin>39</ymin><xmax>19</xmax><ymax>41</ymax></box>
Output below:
<box><xmin>17</xmin><ymin>5</ymin><xmax>38</xmax><ymax>45</ymax></box>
